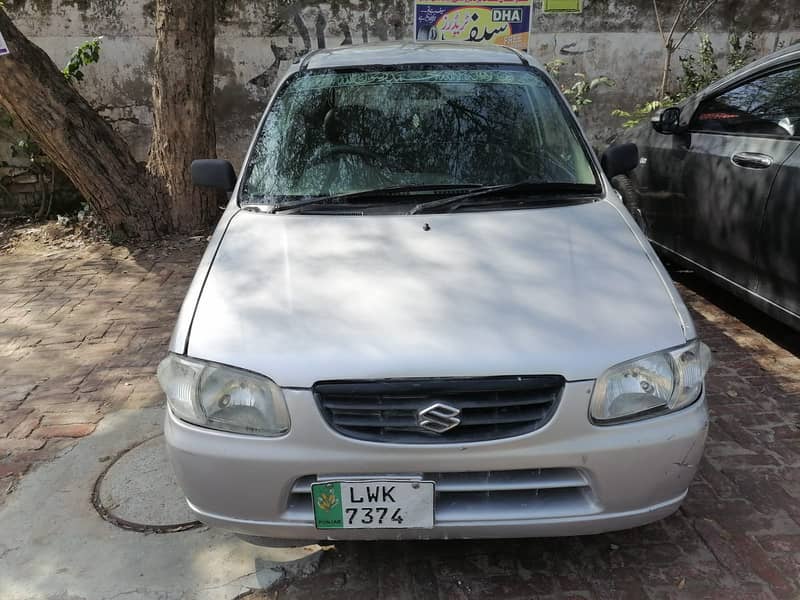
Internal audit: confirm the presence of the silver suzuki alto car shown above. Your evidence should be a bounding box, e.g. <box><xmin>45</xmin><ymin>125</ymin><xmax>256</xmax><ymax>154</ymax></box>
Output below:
<box><xmin>159</xmin><ymin>42</ymin><xmax>711</xmax><ymax>543</ymax></box>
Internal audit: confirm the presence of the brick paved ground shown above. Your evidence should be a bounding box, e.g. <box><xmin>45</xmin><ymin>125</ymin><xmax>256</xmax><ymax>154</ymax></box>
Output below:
<box><xmin>0</xmin><ymin>237</ymin><xmax>205</xmax><ymax>498</ymax></box>
<box><xmin>2</xmin><ymin>236</ymin><xmax>799</xmax><ymax>599</ymax></box>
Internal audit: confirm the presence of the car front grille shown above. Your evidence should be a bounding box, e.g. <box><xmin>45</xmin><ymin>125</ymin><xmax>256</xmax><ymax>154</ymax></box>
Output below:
<box><xmin>285</xmin><ymin>469</ymin><xmax>595</xmax><ymax>523</ymax></box>
<box><xmin>314</xmin><ymin>376</ymin><xmax>564</xmax><ymax>443</ymax></box>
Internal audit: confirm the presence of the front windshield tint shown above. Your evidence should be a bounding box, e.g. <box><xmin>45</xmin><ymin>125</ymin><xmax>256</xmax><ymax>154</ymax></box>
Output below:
<box><xmin>243</xmin><ymin>66</ymin><xmax>597</xmax><ymax>203</ymax></box>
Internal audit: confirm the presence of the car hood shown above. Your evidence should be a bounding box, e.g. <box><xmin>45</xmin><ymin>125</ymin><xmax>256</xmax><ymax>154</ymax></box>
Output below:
<box><xmin>187</xmin><ymin>201</ymin><xmax>686</xmax><ymax>387</ymax></box>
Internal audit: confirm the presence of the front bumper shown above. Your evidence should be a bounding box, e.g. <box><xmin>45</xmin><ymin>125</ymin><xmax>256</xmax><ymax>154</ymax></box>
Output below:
<box><xmin>164</xmin><ymin>381</ymin><xmax>708</xmax><ymax>541</ymax></box>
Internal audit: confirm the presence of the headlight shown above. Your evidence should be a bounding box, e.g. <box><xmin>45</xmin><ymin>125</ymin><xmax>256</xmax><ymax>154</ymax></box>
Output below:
<box><xmin>157</xmin><ymin>354</ymin><xmax>290</xmax><ymax>436</ymax></box>
<box><xmin>590</xmin><ymin>340</ymin><xmax>711</xmax><ymax>423</ymax></box>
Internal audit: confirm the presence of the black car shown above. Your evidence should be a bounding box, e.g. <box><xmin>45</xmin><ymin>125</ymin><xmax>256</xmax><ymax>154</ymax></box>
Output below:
<box><xmin>614</xmin><ymin>44</ymin><xmax>800</xmax><ymax>330</ymax></box>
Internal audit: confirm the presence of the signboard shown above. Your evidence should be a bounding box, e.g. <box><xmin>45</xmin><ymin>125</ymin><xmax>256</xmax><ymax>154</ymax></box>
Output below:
<box><xmin>542</xmin><ymin>0</ymin><xmax>582</xmax><ymax>13</ymax></box>
<box><xmin>0</xmin><ymin>30</ymin><xmax>9</xmax><ymax>57</ymax></box>
<box><xmin>414</xmin><ymin>0</ymin><xmax>534</xmax><ymax>52</ymax></box>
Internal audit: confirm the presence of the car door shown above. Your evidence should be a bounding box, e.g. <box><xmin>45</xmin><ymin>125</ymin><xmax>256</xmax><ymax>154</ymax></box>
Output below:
<box><xmin>678</xmin><ymin>64</ymin><xmax>800</xmax><ymax>292</ymax></box>
<box><xmin>759</xmin><ymin>143</ymin><xmax>800</xmax><ymax>319</ymax></box>
<box><xmin>631</xmin><ymin>124</ymin><xmax>689</xmax><ymax>251</ymax></box>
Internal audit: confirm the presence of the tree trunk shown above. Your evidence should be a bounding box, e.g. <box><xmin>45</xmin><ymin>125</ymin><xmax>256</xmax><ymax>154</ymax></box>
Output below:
<box><xmin>0</xmin><ymin>9</ymin><xmax>170</xmax><ymax>240</ymax></box>
<box><xmin>147</xmin><ymin>0</ymin><xmax>221</xmax><ymax>234</ymax></box>
<box><xmin>660</xmin><ymin>43</ymin><xmax>674</xmax><ymax>99</ymax></box>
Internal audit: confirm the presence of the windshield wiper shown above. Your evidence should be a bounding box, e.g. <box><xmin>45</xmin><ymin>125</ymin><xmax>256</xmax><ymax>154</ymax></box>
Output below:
<box><xmin>266</xmin><ymin>184</ymin><xmax>484</xmax><ymax>214</ymax></box>
<box><xmin>408</xmin><ymin>182</ymin><xmax>601</xmax><ymax>215</ymax></box>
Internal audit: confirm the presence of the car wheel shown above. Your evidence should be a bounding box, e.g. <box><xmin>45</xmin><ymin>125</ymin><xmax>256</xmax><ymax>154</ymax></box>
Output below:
<box><xmin>612</xmin><ymin>175</ymin><xmax>647</xmax><ymax>234</ymax></box>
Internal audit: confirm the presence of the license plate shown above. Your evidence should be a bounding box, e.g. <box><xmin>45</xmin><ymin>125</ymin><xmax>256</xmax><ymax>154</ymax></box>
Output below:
<box><xmin>311</xmin><ymin>480</ymin><xmax>434</xmax><ymax>529</ymax></box>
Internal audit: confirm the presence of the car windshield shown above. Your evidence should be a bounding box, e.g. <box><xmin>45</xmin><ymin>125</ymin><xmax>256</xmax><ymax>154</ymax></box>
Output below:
<box><xmin>242</xmin><ymin>65</ymin><xmax>598</xmax><ymax>206</ymax></box>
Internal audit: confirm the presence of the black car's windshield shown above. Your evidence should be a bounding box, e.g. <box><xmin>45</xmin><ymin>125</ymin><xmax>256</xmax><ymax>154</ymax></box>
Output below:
<box><xmin>242</xmin><ymin>66</ymin><xmax>599</xmax><ymax>209</ymax></box>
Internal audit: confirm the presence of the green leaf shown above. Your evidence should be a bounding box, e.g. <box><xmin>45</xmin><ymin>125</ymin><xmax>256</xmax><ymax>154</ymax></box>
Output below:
<box><xmin>63</xmin><ymin>37</ymin><xmax>103</xmax><ymax>83</ymax></box>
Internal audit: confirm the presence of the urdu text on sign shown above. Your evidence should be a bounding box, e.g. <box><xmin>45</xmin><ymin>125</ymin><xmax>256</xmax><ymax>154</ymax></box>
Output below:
<box><xmin>414</xmin><ymin>0</ymin><xmax>534</xmax><ymax>52</ymax></box>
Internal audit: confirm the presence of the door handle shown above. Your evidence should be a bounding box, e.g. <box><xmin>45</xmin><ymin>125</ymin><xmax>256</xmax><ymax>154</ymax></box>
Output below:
<box><xmin>731</xmin><ymin>152</ymin><xmax>774</xmax><ymax>169</ymax></box>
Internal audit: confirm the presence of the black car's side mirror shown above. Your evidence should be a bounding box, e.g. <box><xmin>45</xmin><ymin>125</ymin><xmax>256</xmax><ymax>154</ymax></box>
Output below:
<box><xmin>601</xmin><ymin>142</ymin><xmax>639</xmax><ymax>179</ymax></box>
<box><xmin>652</xmin><ymin>107</ymin><xmax>683</xmax><ymax>135</ymax></box>
<box><xmin>191</xmin><ymin>159</ymin><xmax>237</xmax><ymax>192</ymax></box>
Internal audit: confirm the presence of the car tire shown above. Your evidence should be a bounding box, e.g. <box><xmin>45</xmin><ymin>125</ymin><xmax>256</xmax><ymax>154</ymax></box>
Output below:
<box><xmin>612</xmin><ymin>175</ymin><xmax>647</xmax><ymax>234</ymax></box>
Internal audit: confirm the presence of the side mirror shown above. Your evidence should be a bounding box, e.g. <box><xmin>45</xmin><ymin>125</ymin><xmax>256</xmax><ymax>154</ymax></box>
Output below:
<box><xmin>652</xmin><ymin>106</ymin><xmax>682</xmax><ymax>135</ymax></box>
<box><xmin>191</xmin><ymin>159</ymin><xmax>237</xmax><ymax>192</ymax></box>
<box><xmin>601</xmin><ymin>142</ymin><xmax>639</xmax><ymax>179</ymax></box>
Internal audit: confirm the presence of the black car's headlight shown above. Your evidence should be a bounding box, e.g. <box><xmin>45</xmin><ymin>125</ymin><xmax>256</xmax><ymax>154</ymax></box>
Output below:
<box><xmin>590</xmin><ymin>340</ymin><xmax>711</xmax><ymax>423</ymax></box>
<box><xmin>157</xmin><ymin>354</ymin><xmax>290</xmax><ymax>436</ymax></box>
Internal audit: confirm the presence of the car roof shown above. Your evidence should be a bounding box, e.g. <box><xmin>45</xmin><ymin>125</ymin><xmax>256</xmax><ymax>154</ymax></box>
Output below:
<box><xmin>301</xmin><ymin>41</ymin><xmax>537</xmax><ymax>70</ymax></box>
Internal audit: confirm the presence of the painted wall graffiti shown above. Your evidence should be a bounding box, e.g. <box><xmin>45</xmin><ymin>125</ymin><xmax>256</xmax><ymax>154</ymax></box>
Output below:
<box><xmin>6</xmin><ymin>0</ymin><xmax>799</xmax><ymax>163</ymax></box>
<box><xmin>248</xmin><ymin>0</ymin><xmax>415</xmax><ymax>89</ymax></box>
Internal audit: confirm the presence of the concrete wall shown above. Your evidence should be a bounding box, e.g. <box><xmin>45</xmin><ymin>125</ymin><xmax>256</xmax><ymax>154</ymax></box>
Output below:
<box><xmin>4</xmin><ymin>0</ymin><xmax>800</xmax><ymax>166</ymax></box>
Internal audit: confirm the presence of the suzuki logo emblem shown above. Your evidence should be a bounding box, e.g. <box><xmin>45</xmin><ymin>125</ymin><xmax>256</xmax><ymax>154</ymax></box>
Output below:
<box><xmin>416</xmin><ymin>402</ymin><xmax>462</xmax><ymax>433</ymax></box>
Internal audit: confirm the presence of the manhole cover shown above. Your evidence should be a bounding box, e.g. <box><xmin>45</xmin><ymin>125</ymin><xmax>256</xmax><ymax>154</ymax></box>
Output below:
<box><xmin>92</xmin><ymin>435</ymin><xmax>201</xmax><ymax>533</ymax></box>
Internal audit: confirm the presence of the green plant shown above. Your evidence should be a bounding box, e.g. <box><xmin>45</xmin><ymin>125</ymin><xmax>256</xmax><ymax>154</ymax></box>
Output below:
<box><xmin>563</xmin><ymin>73</ymin><xmax>616</xmax><ymax>114</ymax></box>
<box><xmin>610</xmin><ymin>0</ymin><xmax>719</xmax><ymax>130</ymax></box>
<box><xmin>728</xmin><ymin>32</ymin><xmax>757</xmax><ymax>73</ymax></box>
<box><xmin>62</xmin><ymin>37</ymin><xmax>103</xmax><ymax>83</ymax></box>
<box><xmin>652</xmin><ymin>0</ymin><xmax>719</xmax><ymax>99</ymax></box>
<box><xmin>678</xmin><ymin>34</ymin><xmax>719</xmax><ymax>97</ymax></box>
<box><xmin>613</xmin><ymin>31</ymin><xmax>758</xmax><ymax>128</ymax></box>
<box><xmin>545</xmin><ymin>59</ymin><xmax>616</xmax><ymax>116</ymax></box>
<box><xmin>0</xmin><ymin>122</ymin><xmax>55</xmax><ymax>219</ymax></box>
<box><xmin>0</xmin><ymin>108</ymin><xmax>11</xmax><ymax>130</ymax></box>
<box><xmin>612</xmin><ymin>98</ymin><xmax>676</xmax><ymax>129</ymax></box>
<box><xmin>544</xmin><ymin>59</ymin><xmax>566</xmax><ymax>79</ymax></box>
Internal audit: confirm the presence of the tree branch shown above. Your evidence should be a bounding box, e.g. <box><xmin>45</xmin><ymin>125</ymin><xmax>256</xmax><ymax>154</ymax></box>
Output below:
<box><xmin>653</xmin><ymin>0</ymin><xmax>666</xmax><ymax>45</ymax></box>
<box><xmin>675</xmin><ymin>0</ymin><xmax>719</xmax><ymax>52</ymax></box>
<box><xmin>667</xmin><ymin>0</ymin><xmax>691</xmax><ymax>49</ymax></box>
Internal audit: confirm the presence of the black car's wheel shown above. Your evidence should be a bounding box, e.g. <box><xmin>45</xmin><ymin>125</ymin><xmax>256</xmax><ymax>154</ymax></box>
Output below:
<box><xmin>612</xmin><ymin>175</ymin><xmax>647</xmax><ymax>233</ymax></box>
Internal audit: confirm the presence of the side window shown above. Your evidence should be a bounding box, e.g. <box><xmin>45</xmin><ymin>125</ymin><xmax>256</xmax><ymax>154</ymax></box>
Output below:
<box><xmin>692</xmin><ymin>64</ymin><xmax>800</xmax><ymax>138</ymax></box>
